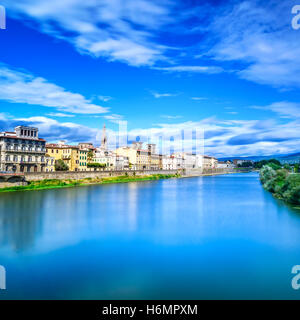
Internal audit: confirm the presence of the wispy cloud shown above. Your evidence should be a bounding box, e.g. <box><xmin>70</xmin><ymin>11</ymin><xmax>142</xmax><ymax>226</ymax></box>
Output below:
<box><xmin>3</xmin><ymin>0</ymin><xmax>174</xmax><ymax>66</ymax></box>
<box><xmin>191</xmin><ymin>97</ymin><xmax>207</xmax><ymax>101</ymax></box>
<box><xmin>154</xmin><ymin>65</ymin><xmax>223</xmax><ymax>74</ymax></box>
<box><xmin>160</xmin><ymin>115</ymin><xmax>182</xmax><ymax>119</ymax></box>
<box><xmin>98</xmin><ymin>95</ymin><xmax>113</xmax><ymax>102</ymax></box>
<box><xmin>46</xmin><ymin>113</ymin><xmax>75</xmax><ymax>118</ymax></box>
<box><xmin>0</xmin><ymin>65</ymin><xmax>109</xmax><ymax>114</ymax></box>
<box><xmin>252</xmin><ymin>101</ymin><xmax>300</xmax><ymax>119</ymax></box>
<box><xmin>151</xmin><ymin>91</ymin><xmax>178</xmax><ymax>98</ymax></box>
<box><xmin>103</xmin><ymin>113</ymin><xmax>123</xmax><ymax>124</ymax></box>
<box><xmin>3</xmin><ymin>0</ymin><xmax>300</xmax><ymax>90</ymax></box>
<box><xmin>3</xmin><ymin>99</ymin><xmax>300</xmax><ymax>157</ymax></box>
<box><xmin>207</xmin><ymin>1</ymin><xmax>300</xmax><ymax>88</ymax></box>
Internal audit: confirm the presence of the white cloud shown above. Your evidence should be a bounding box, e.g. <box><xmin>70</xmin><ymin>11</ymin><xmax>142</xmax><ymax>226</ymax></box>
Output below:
<box><xmin>161</xmin><ymin>115</ymin><xmax>182</xmax><ymax>119</ymax></box>
<box><xmin>191</xmin><ymin>97</ymin><xmax>207</xmax><ymax>101</ymax></box>
<box><xmin>151</xmin><ymin>91</ymin><xmax>178</xmax><ymax>98</ymax></box>
<box><xmin>3</xmin><ymin>0</ymin><xmax>174</xmax><ymax>66</ymax></box>
<box><xmin>252</xmin><ymin>101</ymin><xmax>300</xmax><ymax>119</ymax></box>
<box><xmin>2</xmin><ymin>105</ymin><xmax>300</xmax><ymax>157</ymax></box>
<box><xmin>208</xmin><ymin>0</ymin><xmax>300</xmax><ymax>88</ymax></box>
<box><xmin>103</xmin><ymin>113</ymin><xmax>123</xmax><ymax>123</ymax></box>
<box><xmin>98</xmin><ymin>95</ymin><xmax>113</xmax><ymax>102</ymax></box>
<box><xmin>0</xmin><ymin>65</ymin><xmax>108</xmax><ymax>114</ymax></box>
<box><xmin>46</xmin><ymin>113</ymin><xmax>75</xmax><ymax>118</ymax></box>
<box><xmin>154</xmin><ymin>65</ymin><xmax>223</xmax><ymax>74</ymax></box>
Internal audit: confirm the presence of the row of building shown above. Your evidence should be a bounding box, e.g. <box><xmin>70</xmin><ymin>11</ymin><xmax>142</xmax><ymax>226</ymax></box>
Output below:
<box><xmin>0</xmin><ymin>125</ymin><xmax>235</xmax><ymax>173</ymax></box>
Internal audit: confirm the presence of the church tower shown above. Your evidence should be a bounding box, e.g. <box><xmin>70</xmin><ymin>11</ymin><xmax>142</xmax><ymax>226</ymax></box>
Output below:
<box><xmin>101</xmin><ymin>123</ymin><xmax>107</xmax><ymax>150</ymax></box>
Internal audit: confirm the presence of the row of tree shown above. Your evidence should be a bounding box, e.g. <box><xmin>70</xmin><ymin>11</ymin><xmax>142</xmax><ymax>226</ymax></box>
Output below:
<box><xmin>238</xmin><ymin>159</ymin><xmax>300</xmax><ymax>173</ymax></box>
<box><xmin>54</xmin><ymin>160</ymin><xmax>107</xmax><ymax>171</ymax></box>
<box><xmin>260</xmin><ymin>165</ymin><xmax>300</xmax><ymax>205</ymax></box>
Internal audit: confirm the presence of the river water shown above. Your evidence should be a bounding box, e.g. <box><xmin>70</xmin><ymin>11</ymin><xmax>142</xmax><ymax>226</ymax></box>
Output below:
<box><xmin>0</xmin><ymin>172</ymin><xmax>300</xmax><ymax>299</ymax></box>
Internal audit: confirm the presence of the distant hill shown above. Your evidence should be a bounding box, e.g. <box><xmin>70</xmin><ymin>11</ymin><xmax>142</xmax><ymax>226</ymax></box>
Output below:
<box><xmin>219</xmin><ymin>152</ymin><xmax>300</xmax><ymax>164</ymax></box>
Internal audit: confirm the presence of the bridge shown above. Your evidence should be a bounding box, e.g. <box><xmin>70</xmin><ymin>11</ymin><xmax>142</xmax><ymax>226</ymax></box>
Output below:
<box><xmin>0</xmin><ymin>173</ymin><xmax>26</xmax><ymax>183</ymax></box>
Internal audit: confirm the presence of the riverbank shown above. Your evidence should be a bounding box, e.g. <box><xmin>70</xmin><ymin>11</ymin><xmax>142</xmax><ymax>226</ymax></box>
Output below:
<box><xmin>0</xmin><ymin>174</ymin><xmax>180</xmax><ymax>193</ymax></box>
<box><xmin>260</xmin><ymin>165</ymin><xmax>300</xmax><ymax>206</ymax></box>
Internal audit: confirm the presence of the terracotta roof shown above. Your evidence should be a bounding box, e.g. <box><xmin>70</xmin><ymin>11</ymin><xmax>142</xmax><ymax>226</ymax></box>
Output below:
<box><xmin>46</xmin><ymin>144</ymin><xmax>78</xmax><ymax>149</ymax></box>
<box><xmin>1</xmin><ymin>135</ymin><xmax>46</xmax><ymax>142</ymax></box>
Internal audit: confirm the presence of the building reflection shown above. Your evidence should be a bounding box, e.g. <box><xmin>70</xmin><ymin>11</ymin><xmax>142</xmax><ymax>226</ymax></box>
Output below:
<box><xmin>0</xmin><ymin>192</ymin><xmax>44</xmax><ymax>252</ymax></box>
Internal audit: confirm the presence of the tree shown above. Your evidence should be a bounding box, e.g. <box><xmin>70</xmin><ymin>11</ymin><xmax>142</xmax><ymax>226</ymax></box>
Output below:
<box><xmin>87</xmin><ymin>150</ymin><xmax>94</xmax><ymax>162</ymax></box>
<box><xmin>55</xmin><ymin>159</ymin><xmax>69</xmax><ymax>171</ymax></box>
<box><xmin>254</xmin><ymin>159</ymin><xmax>281</xmax><ymax>169</ymax></box>
<box><xmin>238</xmin><ymin>161</ymin><xmax>253</xmax><ymax>168</ymax></box>
<box><xmin>87</xmin><ymin>163</ymin><xmax>106</xmax><ymax>169</ymax></box>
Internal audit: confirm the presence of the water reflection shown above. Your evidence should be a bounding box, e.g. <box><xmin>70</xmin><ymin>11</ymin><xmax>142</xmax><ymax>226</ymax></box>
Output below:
<box><xmin>1</xmin><ymin>174</ymin><xmax>300</xmax><ymax>299</ymax></box>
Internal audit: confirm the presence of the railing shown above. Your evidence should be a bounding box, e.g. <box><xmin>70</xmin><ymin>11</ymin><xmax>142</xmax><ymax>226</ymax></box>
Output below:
<box><xmin>5</xmin><ymin>148</ymin><xmax>46</xmax><ymax>153</ymax></box>
<box><xmin>3</xmin><ymin>160</ymin><xmax>45</xmax><ymax>164</ymax></box>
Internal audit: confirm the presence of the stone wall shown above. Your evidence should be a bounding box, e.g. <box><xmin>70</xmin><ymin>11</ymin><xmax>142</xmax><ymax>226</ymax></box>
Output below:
<box><xmin>24</xmin><ymin>169</ymin><xmax>181</xmax><ymax>181</ymax></box>
<box><xmin>0</xmin><ymin>181</ymin><xmax>28</xmax><ymax>189</ymax></box>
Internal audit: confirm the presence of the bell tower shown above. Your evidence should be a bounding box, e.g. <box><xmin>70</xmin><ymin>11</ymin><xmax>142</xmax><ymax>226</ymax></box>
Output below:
<box><xmin>101</xmin><ymin>123</ymin><xmax>107</xmax><ymax>150</ymax></box>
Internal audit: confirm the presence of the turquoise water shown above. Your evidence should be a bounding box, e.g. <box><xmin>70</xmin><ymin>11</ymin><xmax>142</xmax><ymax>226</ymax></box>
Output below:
<box><xmin>0</xmin><ymin>172</ymin><xmax>300</xmax><ymax>299</ymax></box>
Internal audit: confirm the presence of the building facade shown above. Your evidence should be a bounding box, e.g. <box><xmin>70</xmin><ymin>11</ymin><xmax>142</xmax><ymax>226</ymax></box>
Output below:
<box><xmin>46</xmin><ymin>142</ymin><xmax>83</xmax><ymax>171</ymax></box>
<box><xmin>45</xmin><ymin>155</ymin><xmax>55</xmax><ymax>172</ymax></box>
<box><xmin>0</xmin><ymin>126</ymin><xmax>46</xmax><ymax>173</ymax></box>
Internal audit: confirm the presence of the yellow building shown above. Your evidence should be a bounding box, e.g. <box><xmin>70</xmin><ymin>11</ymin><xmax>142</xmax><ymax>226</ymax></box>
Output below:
<box><xmin>45</xmin><ymin>155</ymin><xmax>55</xmax><ymax>172</ymax></box>
<box><xmin>46</xmin><ymin>143</ymin><xmax>80</xmax><ymax>171</ymax></box>
<box><xmin>150</xmin><ymin>154</ymin><xmax>160</xmax><ymax>170</ymax></box>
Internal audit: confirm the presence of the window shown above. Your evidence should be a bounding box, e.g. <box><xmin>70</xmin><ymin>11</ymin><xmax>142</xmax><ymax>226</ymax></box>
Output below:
<box><xmin>5</xmin><ymin>155</ymin><xmax>10</xmax><ymax>161</ymax></box>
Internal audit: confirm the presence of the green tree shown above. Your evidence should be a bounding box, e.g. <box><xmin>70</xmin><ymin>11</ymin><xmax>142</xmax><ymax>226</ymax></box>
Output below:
<box><xmin>55</xmin><ymin>159</ymin><xmax>69</xmax><ymax>171</ymax></box>
<box><xmin>254</xmin><ymin>159</ymin><xmax>281</xmax><ymax>169</ymax></box>
<box><xmin>87</xmin><ymin>163</ymin><xmax>106</xmax><ymax>169</ymax></box>
<box><xmin>87</xmin><ymin>150</ymin><xmax>94</xmax><ymax>162</ymax></box>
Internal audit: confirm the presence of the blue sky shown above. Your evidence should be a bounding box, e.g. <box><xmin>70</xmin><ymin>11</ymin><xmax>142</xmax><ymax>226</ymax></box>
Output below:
<box><xmin>0</xmin><ymin>0</ymin><xmax>299</xmax><ymax>157</ymax></box>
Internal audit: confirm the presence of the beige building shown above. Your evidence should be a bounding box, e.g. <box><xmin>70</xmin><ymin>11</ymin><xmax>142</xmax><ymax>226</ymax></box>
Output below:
<box><xmin>203</xmin><ymin>155</ymin><xmax>218</xmax><ymax>169</ymax></box>
<box><xmin>136</xmin><ymin>149</ymin><xmax>150</xmax><ymax>170</ymax></box>
<box><xmin>0</xmin><ymin>126</ymin><xmax>46</xmax><ymax>173</ymax></box>
<box><xmin>115</xmin><ymin>147</ymin><xmax>138</xmax><ymax>169</ymax></box>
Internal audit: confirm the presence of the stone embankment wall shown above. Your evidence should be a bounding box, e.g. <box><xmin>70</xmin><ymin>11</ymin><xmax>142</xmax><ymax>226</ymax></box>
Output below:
<box><xmin>0</xmin><ymin>168</ymin><xmax>252</xmax><ymax>186</ymax></box>
<box><xmin>0</xmin><ymin>181</ymin><xmax>28</xmax><ymax>188</ymax></box>
<box><xmin>24</xmin><ymin>169</ymin><xmax>181</xmax><ymax>181</ymax></box>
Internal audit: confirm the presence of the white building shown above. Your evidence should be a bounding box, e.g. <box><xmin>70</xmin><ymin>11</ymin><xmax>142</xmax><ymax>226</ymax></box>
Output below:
<box><xmin>162</xmin><ymin>155</ymin><xmax>176</xmax><ymax>170</ymax></box>
<box><xmin>217</xmin><ymin>161</ymin><xmax>234</xmax><ymax>169</ymax></box>
<box><xmin>0</xmin><ymin>126</ymin><xmax>46</xmax><ymax>173</ymax></box>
